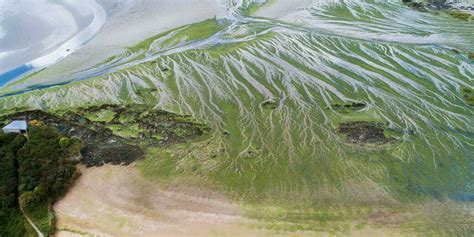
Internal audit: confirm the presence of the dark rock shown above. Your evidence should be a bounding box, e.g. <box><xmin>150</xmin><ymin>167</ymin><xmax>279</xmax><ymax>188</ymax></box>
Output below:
<box><xmin>337</xmin><ymin>121</ymin><xmax>394</xmax><ymax>144</ymax></box>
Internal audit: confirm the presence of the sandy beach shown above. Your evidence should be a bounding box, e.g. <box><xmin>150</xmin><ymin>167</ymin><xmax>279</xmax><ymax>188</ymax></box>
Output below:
<box><xmin>0</xmin><ymin>0</ymin><xmax>106</xmax><ymax>75</ymax></box>
<box><xmin>54</xmin><ymin>165</ymin><xmax>264</xmax><ymax>237</ymax></box>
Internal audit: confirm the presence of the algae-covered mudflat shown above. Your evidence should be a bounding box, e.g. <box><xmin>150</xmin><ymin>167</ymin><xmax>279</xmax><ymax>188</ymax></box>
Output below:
<box><xmin>0</xmin><ymin>0</ymin><xmax>473</xmax><ymax>236</ymax></box>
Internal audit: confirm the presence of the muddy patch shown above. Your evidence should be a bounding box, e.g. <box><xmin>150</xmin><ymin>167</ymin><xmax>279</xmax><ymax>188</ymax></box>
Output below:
<box><xmin>337</xmin><ymin>121</ymin><xmax>394</xmax><ymax>144</ymax></box>
<box><xmin>81</xmin><ymin>144</ymin><xmax>145</xmax><ymax>167</ymax></box>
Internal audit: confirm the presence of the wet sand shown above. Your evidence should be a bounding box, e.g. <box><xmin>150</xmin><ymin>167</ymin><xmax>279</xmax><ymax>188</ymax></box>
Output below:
<box><xmin>7</xmin><ymin>0</ymin><xmax>225</xmax><ymax>91</ymax></box>
<box><xmin>0</xmin><ymin>0</ymin><xmax>106</xmax><ymax>75</ymax></box>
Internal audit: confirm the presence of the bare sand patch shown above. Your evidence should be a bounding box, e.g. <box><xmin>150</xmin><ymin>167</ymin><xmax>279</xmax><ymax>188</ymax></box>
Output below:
<box><xmin>53</xmin><ymin>164</ymin><xmax>411</xmax><ymax>237</ymax></box>
<box><xmin>255</xmin><ymin>0</ymin><xmax>312</xmax><ymax>18</ymax></box>
<box><xmin>53</xmin><ymin>165</ymin><xmax>265</xmax><ymax>237</ymax></box>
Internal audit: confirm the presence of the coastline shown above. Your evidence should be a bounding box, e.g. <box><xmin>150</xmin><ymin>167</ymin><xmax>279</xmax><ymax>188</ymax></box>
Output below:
<box><xmin>2</xmin><ymin>0</ymin><xmax>225</xmax><ymax>94</ymax></box>
<box><xmin>0</xmin><ymin>0</ymin><xmax>106</xmax><ymax>88</ymax></box>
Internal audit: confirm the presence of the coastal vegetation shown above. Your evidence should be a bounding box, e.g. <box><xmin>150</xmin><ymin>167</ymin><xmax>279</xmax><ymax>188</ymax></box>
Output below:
<box><xmin>0</xmin><ymin>133</ymin><xmax>28</xmax><ymax>236</ymax></box>
<box><xmin>0</xmin><ymin>104</ymin><xmax>211</xmax><ymax>235</ymax></box>
<box><xmin>1</xmin><ymin>104</ymin><xmax>208</xmax><ymax>166</ymax></box>
<box><xmin>0</xmin><ymin>125</ymin><xmax>79</xmax><ymax>236</ymax></box>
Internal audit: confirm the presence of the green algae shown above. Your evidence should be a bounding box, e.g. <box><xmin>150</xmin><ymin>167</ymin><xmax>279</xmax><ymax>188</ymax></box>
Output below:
<box><xmin>243</xmin><ymin>202</ymin><xmax>473</xmax><ymax>236</ymax></box>
<box><xmin>261</xmin><ymin>100</ymin><xmax>278</xmax><ymax>110</ymax></box>
<box><xmin>464</xmin><ymin>94</ymin><xmax>474</xmax><ymax>106</ymax></box>
<box><xmin>129</xmin><ymin>18</ymin><xmax>228</xmax><ymax>52</ymax></box>
<box><xmin>330</xmin><ymin>102</ymin><xmax>366</xmax><ymax>114</ymax></box>
<box><xmin>449</xmin><ymin>11</ymin><xmax>472</xmax><ymax>21</ymax></box>
<box><xmin>83</xmin><ymin>109</ymin><xmax>116</xmax><ymax>123</ymax></box>
<box><xmin>469</xmin><ymin>52</ymin><xmax>474</xmax><ymax>60</ymax></box>
<box><xmin>462</xmin><ymin>87</ymin><xmax>474</xmax><ymax>106</ymax></box>
<box><xmin>105</xmin><ymin>124</ymin><xmax>144</xmax><ymax>139</ymax></box>
<box><xmin>1</xmin><ymin>9</ymin><xmax>473</xmax><ymax>236</ymax></box>
<box><xmin>242</xmin><ymin>2</ymin><xmax>264</xmax><ymax>16</ymax></box>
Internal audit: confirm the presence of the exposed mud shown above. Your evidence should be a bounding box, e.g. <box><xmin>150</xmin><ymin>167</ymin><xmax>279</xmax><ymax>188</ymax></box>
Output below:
<box><xmin>0</xmin><ymin>104</ymin><xmax>208</xmax><ymax>167</ymax></box>
<box><xmin>81</xmin><ymin>144</ymin><xmax>145</xmax><ymax>167</ymax></box>
<box><xmin>337</xmin><ymin>121</ymin><xmax>394</xmax><ymax>144</ymax></box>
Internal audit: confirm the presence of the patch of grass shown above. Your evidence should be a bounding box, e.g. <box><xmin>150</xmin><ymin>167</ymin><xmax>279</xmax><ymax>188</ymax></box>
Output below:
<box><xmin>0</xmin><ymin>209</ymin><xmax>31</xmax><ymax>237</ymax></box>
<box><xmin>244</xmin><ymin>204</ymin><xmax>373</xmax><ymax>234</ymax></box>
<box><xmin>128</xmin><ymin>29</ymin><xmax>173</xmax><ymax>52</ymax></box>
<box><xmin>449</xmin><ymin>12</ymin><xmax>472</xmax><ymax>21</ymax></box>
<box><xmin>469</xmin><ymin>52</ymin><xmax>474</xmax><ymax>60</ymax></box>
<box><xmin>464</xmin><ymin>94</ymin><xmax>474</xmax><ymax>106</ymax></box>
<box><xmin>383</xmin><ymin>128</ymin><xmax>405</xmax><ymax>140</ymax></box>
<box><xmin>84</xmin><ymin>109</ymin><xmax>116</xmax><ymax>123</ymax></box>
<box><xmin>461</xmin><ymin>87</ymin><xmax>472</xmax><ymax>94</ymax></box>
<box><xmin>106</xmin><ymin>123</ymin><xmax>144</xmax><ymax>139</ymax></box>
<box><xmin>461</xmin><ymin>86</ymin><xmax>474</xmax><ymax>106</ymax></box>
<box><xmin>129</xmin><ymin>18</ymin><xmax>228</xmax><ymax>52</ymax></box>
<box><xmin>242</xmin><ymin>2</ymin><xmax>262</xmax><ymax>16</ymax></box>
<box><xmin>139</xmin><ymin>148</ymin><xmax>176</xmax><ymax>181</ymax></box>
<box><xmin>261</xmin><ymin>100</ymin><xmax>278</xmax><ymax>110</ymax></box>
<box><xmin>25</xmin><ymin>203</ymin><xmax>54</xmax><ymax>236</ymax></box>
<box><xmin>118</xmin><ymin>113</ymin><xmax>136</xmax><ymax>124</ymax></box>
<box><xmin>330</xmin><ymin>102</ymin><xmax>366</xmax><ymax>114</ymax></box>
<box><xmin>166</xmin><ymin>19</ymin><xmax>223</xmax><ymax>43</ymax></box>
<box><xmin>240</xmin><ymin>0</ymin><xmax>278</xmax><ymax>16</ymax></box>
<box><xmin>58</xmin><ymin>227</ymin><xmax>92</xmax><ymax>236</ymax></box>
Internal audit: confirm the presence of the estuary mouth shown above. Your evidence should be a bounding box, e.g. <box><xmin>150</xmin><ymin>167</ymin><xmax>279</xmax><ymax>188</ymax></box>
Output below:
<box><xmin>0</xmin><ymin>0</ymin><xmax>106</xmax><ymax>86</ymax></box>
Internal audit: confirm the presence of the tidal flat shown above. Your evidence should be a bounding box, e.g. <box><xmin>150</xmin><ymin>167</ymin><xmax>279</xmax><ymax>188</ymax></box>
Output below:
<box><xmin>0</xmin><ymin>0</ymin><xmax>473</xmax><ymax>236</ymax></box>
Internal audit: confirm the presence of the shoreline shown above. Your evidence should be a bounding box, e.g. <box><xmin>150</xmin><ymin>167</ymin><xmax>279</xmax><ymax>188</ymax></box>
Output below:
<box><xmin>0</xmin><ymin>0</ymin><xmax>106</xmax><ymax>88</ymax></box>
<box><xmin>2</xmin><ymin>0</ymin><xmax>225</xmax><ymax>94</ymax></box>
